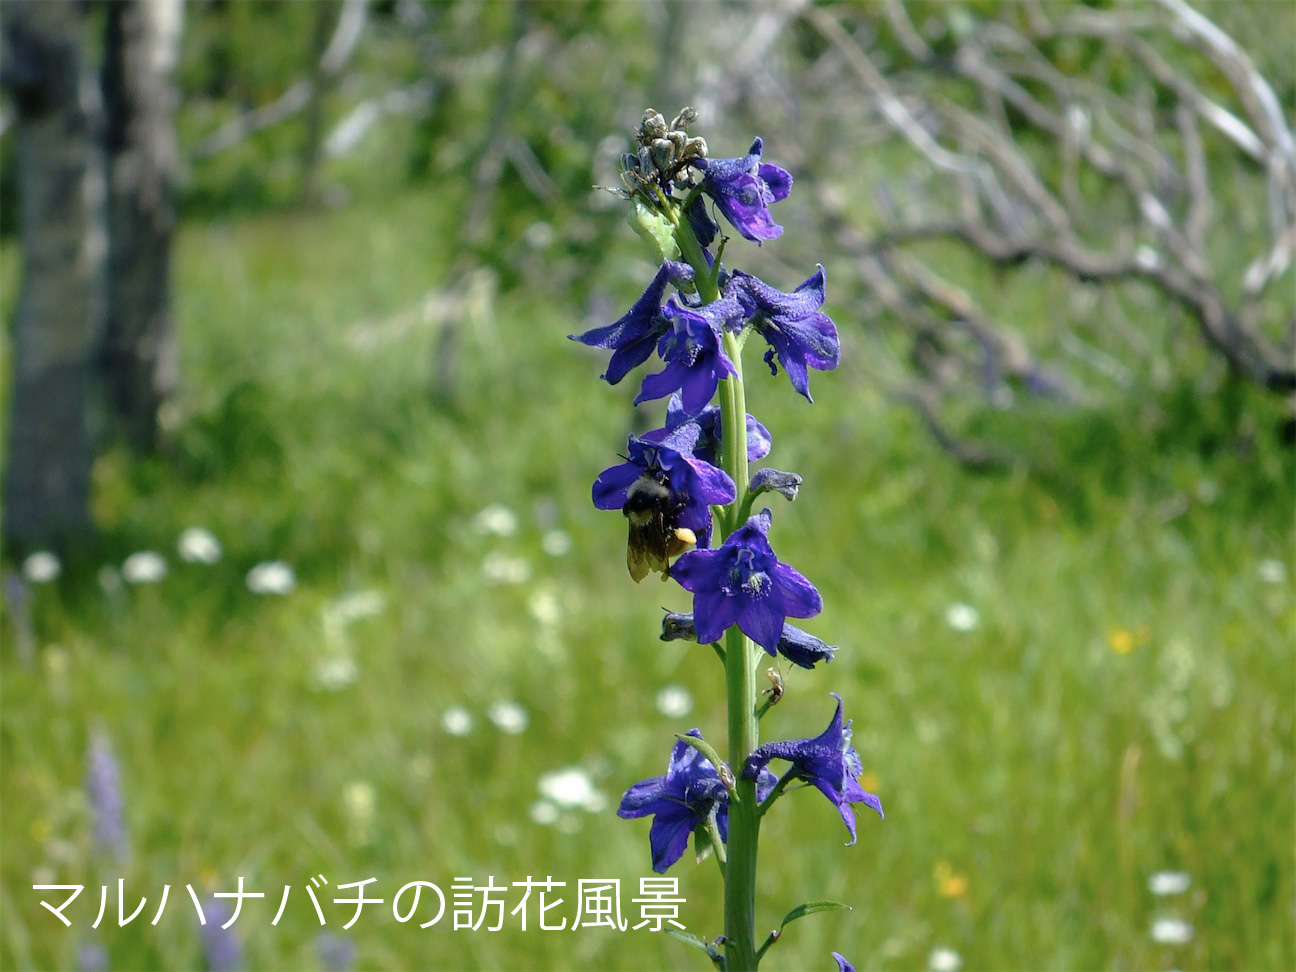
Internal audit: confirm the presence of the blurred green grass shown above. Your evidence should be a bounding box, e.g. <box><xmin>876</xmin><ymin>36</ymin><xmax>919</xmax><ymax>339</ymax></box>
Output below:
<box><xmin>1</xmin><ymin>184</ymin><xmax>1292</xmax><ymax>971</ymax></box>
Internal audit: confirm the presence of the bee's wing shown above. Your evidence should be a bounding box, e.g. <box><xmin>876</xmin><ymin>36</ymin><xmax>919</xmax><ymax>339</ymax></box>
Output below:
<box><xmin>627</xmin><ymin>518</ymin><xmax>671</xmax><ymax>583</ymax></box>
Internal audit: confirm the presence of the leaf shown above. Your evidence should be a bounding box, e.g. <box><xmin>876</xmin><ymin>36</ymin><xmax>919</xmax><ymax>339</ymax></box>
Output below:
<box><xmin>663</xmin><ymin>928</ymin><xmax>712</xmax><ymax>954</ymax></box>
<box><xmin>779</xmin><ymin>900</ymin><xmax>852</xmax><ymax>928</ymax></box>
<box><xmin>756</xmin><ymin>901</ymin><xmax>853</xmax><ymax>961</ymax></box>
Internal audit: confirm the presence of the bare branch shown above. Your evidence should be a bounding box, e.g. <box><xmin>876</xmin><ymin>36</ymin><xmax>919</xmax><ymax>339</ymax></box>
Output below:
<box><xmin>799</xmin><ymin>0</ymin><xmax>1296</xmax><ymax>462</ymax></box>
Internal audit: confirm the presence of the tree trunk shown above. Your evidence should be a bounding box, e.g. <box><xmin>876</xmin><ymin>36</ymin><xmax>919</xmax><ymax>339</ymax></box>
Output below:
<box><xmin>99</xmin><ymin>0</ymin><xmax>183</xmax><ymax>452</ymax></box>
<box><xmin>1</xmin><ymin>0</ymin><xmax>106</xmax><ymax>548</ymax></box>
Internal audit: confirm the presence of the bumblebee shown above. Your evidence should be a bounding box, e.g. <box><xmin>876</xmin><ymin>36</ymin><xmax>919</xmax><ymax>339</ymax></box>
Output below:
<box><xmin>623</xmin><ymin>472</ymin><xmax>697</xmax><ymax>583</ymax></box>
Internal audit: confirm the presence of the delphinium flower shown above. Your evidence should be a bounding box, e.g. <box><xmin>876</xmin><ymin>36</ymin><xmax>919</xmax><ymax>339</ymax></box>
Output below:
<box><xmin>730</xmin><ymin>267</ymin><xmax>839</xmax><ymax>402</ymax></box>
<box><xmin>617</xmin><ymin>730</ymin><xmax>730</xmax><ymax>874</ymax></box>
<box><xmin>577</xmin><ymin>107</ymin><xmax>883</xmax><ymax>969</ymax></box>
<box><xmin>742</xmin><ymin>695</ymin><xmax>883</xmax><ymax>844</ymax></box>
<box><xmin>636</xmin><ymin>297</ymin><xmax>742</xmax><ymax>414</ymax></box>
<box><xmin>644</xmin><ymin>392</ymin><xmax>771</xmax><ymax>466</ymax></box>
<box><xmin>593</xmin><ymin>424</ymin><xmax>735</xmax><ymax>581</ymax></box>
<box><xmin>619</xmin><ymin>730</ymin><xmax>775</xmax><ymax>874</ymax></box>
<box><xmin>85</xmin><ymin>731</ymin><xmax>129</xmax><ymax>861</ymax></box>
<box><xmin>316</xmin><ymin>934</ymin><xmax>356</xmax><ymax>972</ymax></box>
<box><xmin>670</xmin><ymin>509</ymin><xmax>822</xmax><ymax>655</ymax></box>
<box><xmin>75</xmin><ymin>940</ymin><xmax>109</xmax><ymax>972</ymax></box>
<box><xmin>693</xmin><ymin>137</ymin><xmax>792</xmax><ymax>242</ymax></box>
<box><xmin>200</xmin><ymin>898</ymin><xmax>242</xmax><ymax>972</ymax></box>
<box><xmin>570</xmin><ymin>261</ymin><xmax>695</xmax><ymax>384</ymax></box>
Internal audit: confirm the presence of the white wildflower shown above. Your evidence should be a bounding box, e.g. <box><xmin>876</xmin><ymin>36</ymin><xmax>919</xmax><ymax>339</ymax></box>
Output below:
<box><xmin>246</xmin><ymin>561</ymin><xmax>296</xmax><ymax>595</ymax></box>
<box><xmin>471</xmin><ymin>503</ymin><xmax>519</xmax><ymax>537</ymax></box>
<box><xmin>488</xmin><ymin>701</ymin><xmax>529</xmax><ymax>735</ymax></box>
<box><xmin>482</xmin><ymin>552</ymin><xmax>530</xmax><ymax>585</ymax></box>
<box><xmin>177</xmin><ymin>527</ymin><xmax>222</xmax><ymax>564</ymax></box>
<box><xmin>1258</xmin><ymin>559</ymin><xmax>1286</xmax><ymax>584</ymax></box>
<box><xmin>540</xmin><ymin>529</ymin><xmax>572</xmax><ymax>557</ymax></box>
<box><xmin>122</xmin><ymin>551</ymin><xmax>167</xmax><ymax>584</ymax></box>
<box><xmin>442</xmin><ymin>707</ymin><xmax>472</xmax><ymax>737</ymax></box>
<box><xmin>945</xmin><ymin>603</ymin><xmax>980</xmax><ymax>632</ymax></box>
<box><xmin>655</xmin><ymin>685</ymin><xmax>694</xmax><ymax>719</ymax></box>
<box><xmin>22</xmin><ymin>551</ymin><xmax>61</xmax><ymax>584</ymax></box>
<box><xmin>1151</xmin><ymin>918</ymin><xmax>1193</xmax><ymax>944</ymax></box>
<box><xmin>537</xmin><ymin>767</ymin><xmax>606</xmax><ymax>813</ymax></box>
<box><xmin>1148</xmin><ymin>871</ymin><xmax>1191</xmax><ymax>896</ymax></box>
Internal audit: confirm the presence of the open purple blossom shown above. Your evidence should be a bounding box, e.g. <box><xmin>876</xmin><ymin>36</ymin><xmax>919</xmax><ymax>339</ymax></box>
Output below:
<box><xmin>730</xmin><ymin>267</ymin><xmax>839</xmax><ymax>402</ymax></box>
<box><xmin>636</xmin><ymin>297</ymin><xmax>742</xmax><ymax>415</ymax></box>
<box><xmin>618</xmin><ymin>729</ymin><xmax>731</xmax><ymax>873</ymax></box>
<box><xmin>742</xmin><ymin>694</ymin><xmax>883</xmax><ymax>844</ymax></box>
<box><xmin>593</xmin><ymin>424</ymin><xmax>735</xmax><ymax>537</ymax></box>
<box><xmin>693</xmin><ymin>137</ymin><xmax>792</xmax><ymax>242</ymax></box>
<box><xmin>660</xmin><ymin>611</ymin><xmax>837</xmax><ymax>669</ymax></box>
<box><xmin>570</xmin><ymin>261</ymin><xmax>694</xmax><ymax>384</ymax></box>
<box><xmin>643</xmin><ymin>392</ymin><xmax>771</xmax><ymax>466</ymax></box>
<box><xmin>619</xmin><ymin>730</ymin><xmax>776</xmax><ymax>873</ymax></box>
<box><xmin>669</xmin><ymin>509</ymin><xmax>822</xmax><ymax>654</ymax></box>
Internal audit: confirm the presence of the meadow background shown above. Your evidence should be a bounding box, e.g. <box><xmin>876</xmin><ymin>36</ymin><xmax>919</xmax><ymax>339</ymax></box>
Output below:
<box><xmin>1</xmin><ymin>2</ymin><xmax>1293</xmax><ymax>970</ymax></box>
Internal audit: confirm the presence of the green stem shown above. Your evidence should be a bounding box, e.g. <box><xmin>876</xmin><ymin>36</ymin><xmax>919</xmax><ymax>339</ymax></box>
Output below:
<box><xmin>671</xmin><ymin>198</ymin><xmax>761</xmax><ymax>970</ymax></box>
<box><xmin>719</xmin><ymin>357</ymin><xmax>760</xmax><ymax>971</ymax></box>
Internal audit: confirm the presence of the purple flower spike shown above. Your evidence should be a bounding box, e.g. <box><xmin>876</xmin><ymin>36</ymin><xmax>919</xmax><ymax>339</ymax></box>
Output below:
<box><xmin>731</xmin><ymin>267</ymin><xmax>839</xmax><ymax>402</ymax></box>
<box><xmin>832</xmin><ymin>953</ymin><xmax>856</xmax><ymax>972</ymax></box>
<box><xmin>670</xmin><ymin>509</ymin><xmax>822</xmax><ymax>654</ymax></box>
<box><xmin>570</xmin><ymin>261</ymin><xmax>694</xmax><ymax>384</ymax></box>
<box><xmin>618</xmin><ymin>730</ymin><xmax>730</xmax><ymax>874</ymax></box>
<box><xmin>742</xmin><ymin>694</ymin><xmax>884</xmax><ymax>844</ymax></box>
<box><xmin>86</xmin><ymin>731</ymin><xmax>129</xmax><ymax>860</ymax></box>
<box><xmin>695</xmin><ymin>137</ymin><xmax>792</xmax><ymax>242</ymax></box>
<box><xmin>636</xmin><ymin>298</ymin><xmax>741</xmax><ymax>415</ymax></box>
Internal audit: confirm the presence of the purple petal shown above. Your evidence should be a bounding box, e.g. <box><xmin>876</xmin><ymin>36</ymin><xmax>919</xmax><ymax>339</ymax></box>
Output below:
<box><xmin>772</xmin><ymin>562</ymin><xmax>823</xmax><ymax>619</ymax></box>
<box><xmin>647</xmin><ymin>811</ymin><xmax>696</xmax><ymax>873</ymax></box>
<box><xmin>592</xmin><ymin>461</ymin><xmax>644</xmax><ymax>510</ymax></box>
<box><xmin>678</xmin><ymin>455</ymin><xmax>738</xmax><ymax>506</ymax></box>
<box><xmin>738</xmin><ymin>597</ymin><xmax>785</xmax><ymax>655</ymax></box>
<box><xmin>692</xmin><ymin>588</ymin><xmax>740</xmax><ymax>644</ymax></box>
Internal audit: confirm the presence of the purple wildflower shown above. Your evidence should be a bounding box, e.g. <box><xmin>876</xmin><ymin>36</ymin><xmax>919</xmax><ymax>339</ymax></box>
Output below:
<box><xmin>593</xmin><ymin>423</ymin><xmax>735</xmax><ymax>580</ymax></box>
<box><xmin>86</xmin><ymin>731</ymin><xmax>129</xmax><ymax>860</ymax></box>
<box><xmin>742</xmin><ymin>694</ymin><xmax>884</xmax><ymax>844</ymax></box>
<box><xmin>618</xmin><ymin>730</ymin><xmax>731</xmax><ymax>874</ymax></box>
<box><xmin>669</xmin><ymin>509</ymin><xmax>822</xmax><ymax>655</ymax></box>
<box><xmin>644</xmin><ymin>392</ymin><xmax>772</xmax><ymax>466</ymax></box>
<box><xmin>200</xmin><ymin>898</ymin><xmax>243</xmax><ymax>972</ymax></box>
<box><xmin>693</xmin><ymin>137</ymin><xmax>792</xmax><ymax>242</ymax></box>
<box><xmin>619</xmin><ymin>730</ymin><xmax>775</xmax><ymax>873</ymax></box>
<box><xmin>730</xmin><ymin>267</ymin><xmax>839</xmax><ymax>402</ymax></box>
<box><xmin>570</xmin><ymin>261</ymin><xmax>694</xmax><ymax>384</ymax></box>
<box><xmin>636</xmin><ymin>297</ymin><xmax>742</xmax><ymax>415</ymax></box>
<box><xmin>316</xmin><ymin>933</ymin><xmax>356</xmax><ymax>972</ymax></box>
